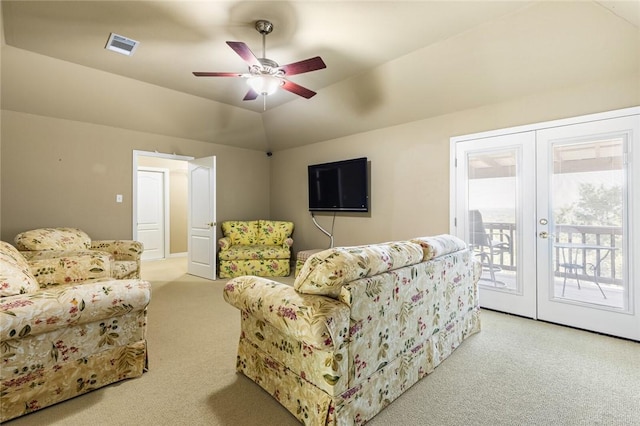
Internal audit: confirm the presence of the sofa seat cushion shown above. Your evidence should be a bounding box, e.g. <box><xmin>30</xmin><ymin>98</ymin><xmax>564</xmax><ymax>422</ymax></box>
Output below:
<box><xmin>221</xmin><ymin>221</ymin><xmax>260</xmax><ymax>245</ymax></box>
<box><xmin>14</xmin><ymin>228</ymin><xmax>91</xmax><ymax>251</ymax></box>
<box><xmin>294</xmin><ymin>241</ymin><xmax>424</xmax><ymax>298</ymax></box>
<box><xmin>410</xmin><ymin>234</ymin><xmax>468</xmax><ymax>261</ymax></box>
<box><xmin>20</xmin><ymin>250</ymin><xmax>112</xmax><ymax>288</ymax></box>
<box><xmin>218</xmin><ymin>245</ymin><xmax>291</xmax><ymax>261</ymax></box>
<box><xmin>0</xmin><ymin>242</ymin><xmax>40</xmax><ymax>297</ymax></box>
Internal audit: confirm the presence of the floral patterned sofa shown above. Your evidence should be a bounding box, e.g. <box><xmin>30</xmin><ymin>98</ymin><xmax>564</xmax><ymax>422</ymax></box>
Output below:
<box><xmin>0</xmin><ymin>240</ymin><xmax>151</xmax><ymax>423</ymax></box>
<box><xmin>14</xmin><ymin>227</ymin><xmax>143</xmax><ymax>280</ymax></box>
<box><xmin>218</xmin><ymin>220</ymin><xmax>294</xmax><ymax>278</ymax></box>
<box><xmin>223</xmin><ymin>235</ymin><xmax>481</xmax><ymax>425</ymax></box>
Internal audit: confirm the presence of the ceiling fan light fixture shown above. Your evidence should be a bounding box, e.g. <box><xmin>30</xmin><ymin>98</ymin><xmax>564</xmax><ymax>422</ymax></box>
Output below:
<box><xmin>247</xmin><ymin>74</ymin><xmax>282</xmax><ymax>95</ymax></box>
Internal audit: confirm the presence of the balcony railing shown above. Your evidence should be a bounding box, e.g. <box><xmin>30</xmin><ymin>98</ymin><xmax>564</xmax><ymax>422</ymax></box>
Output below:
<box><xmin>483</xmin><ymin>222</ymin><xmax>623</xmax><ymax>286</ymax></box>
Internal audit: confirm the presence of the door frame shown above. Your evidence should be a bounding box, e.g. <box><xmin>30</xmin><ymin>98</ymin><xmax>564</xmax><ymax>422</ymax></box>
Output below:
<box><xmin>132</xmin><ymin>150</ymin><xmax>194</xmax><ymax>257</ymax></box>
<box><xmin>136</xmin><ymin>166</ymin><xmax>170</xmax><ymax>260</ymax></box>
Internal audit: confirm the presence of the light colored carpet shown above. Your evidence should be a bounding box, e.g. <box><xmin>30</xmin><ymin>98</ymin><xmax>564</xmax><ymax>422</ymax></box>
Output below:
<box><xmin>5</xmin><ymin>257</ymin><xmax>640</xmax><ymax>425</ymax></box>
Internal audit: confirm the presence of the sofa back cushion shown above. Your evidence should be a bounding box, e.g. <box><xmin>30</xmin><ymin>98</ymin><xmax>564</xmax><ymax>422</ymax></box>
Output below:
<box><xmin>294</xmin><ymin>241</ymin><xmax>423</xmax><ymax>298</ymax></box>
<box><xmin>0</xmin><ymin>241</ymin><xmax>40</xmax><ymax>296</ymax></box>
<box><xmin>14</xmin><ymin>227</ymin><xmax>91</xmax><ymax>251</ymax></box>
<box><xmin>257</xmin><ymin>220</ymin><xmax>294</xmax><ymax>245</ymax></box>
<box><xmin>222</xmin><ymin>221</ymin><xmax>259</xmax><ymax>245</ymax></box>
<box><xmin>409</xmin><ymin>234</ymin><xmax>468</xmax><ymax>261</ymax></box>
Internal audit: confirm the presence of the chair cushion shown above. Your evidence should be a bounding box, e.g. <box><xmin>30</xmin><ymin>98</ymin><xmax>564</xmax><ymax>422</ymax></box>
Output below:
<box><xmin>0</xmin><ymin>241</ymin><xmax>40</xmax><ymax>297</ymax></box>
<box><xmin>14</xmin><ymin>227</ymin><xmax>91</xmax><ymax>251</ymax></box>
<box><xmin>222</xmin><ymin>221</ymin><xmax>259</xmax><ymax>245</ymax></box>
<box><xmin>294</xmin><ymin>241</ymin><xmax>423</xmax><ymax>298</ymax></box>
<box><xmin>257</xmin><ymin>221</ymin><xmax>294</xmax><ymax>245</ymax></box>
<box><xmin>409</xmin><ymin>234</ymin><xmax>468</xmax><ymax>261</ymax></box>
<box><xmin>218</xmin><ymin>245</ymin><xmax>292</xmax><ymax>261</ymax></box>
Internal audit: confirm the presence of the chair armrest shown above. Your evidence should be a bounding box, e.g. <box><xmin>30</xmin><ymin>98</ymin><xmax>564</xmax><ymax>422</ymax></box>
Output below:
<box><xmin>91</xmin><ymin>240</ymin><xmax>143</xmax><ymax>261</ymax></box>
<box><xmin>283</xmin><ymin>238</ymin><xmax>293</xmax><ymax>248</ymax></box>
<box><xmin>218</xmin><ymin>237</ymin><xmax>231</xmax><ymax>251</ymax></box>
<box><xmin>0</xmin><ymin>279</ymin><xmax>151</xmax><ymax>341</ymax></box>
<box><xmin>223</xmin><ymin>276</ymin><xmax>350</xmax><ymax>350</ymax></box>
<box><xmin>23</xmin><ymin>250</ymin><xmax>112</xmax><ymax>288</ymax></box>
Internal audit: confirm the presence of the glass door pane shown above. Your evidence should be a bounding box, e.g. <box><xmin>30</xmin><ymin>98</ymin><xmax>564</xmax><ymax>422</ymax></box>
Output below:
<box><xmin>550</xmin><ymin>138</ymin><xmax>626</xmax><ymax>310</ymax></box>
<box><xmin>467</xmin><ymin>149</ymin><xmax>518</xmax><ymax>291</ymax></box>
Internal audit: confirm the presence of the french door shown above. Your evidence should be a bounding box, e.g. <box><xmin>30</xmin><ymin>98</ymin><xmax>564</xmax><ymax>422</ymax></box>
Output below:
<box><xmin>451</xmin><ymin>108</ymin><xmax>640</xmax><ymax>341</ymax></box>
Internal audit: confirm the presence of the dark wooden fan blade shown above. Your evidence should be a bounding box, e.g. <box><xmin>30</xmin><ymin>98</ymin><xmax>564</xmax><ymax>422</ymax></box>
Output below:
<box><xmin>279</xmin><ymin>56</ymin><xmax>326</xmax><ymax>76</ymax></box>
<box><xmin>243</xmin><ymin>88</ymin><xmax>259</xmax><ymax>101</ymax></box>
<box><xmin>282</xmin><ymin>80</ymin><xmax>316</xmax><ymax>99</ymax></box>
<box><xmin>193</xmin><ymin>72</ymin><xmax>244</xmax><ymax>77</ymax></box>
<box><xmin>226</xmin><ymin>41</ymin><xmax>261</xmax><ymax>68</ymax></box>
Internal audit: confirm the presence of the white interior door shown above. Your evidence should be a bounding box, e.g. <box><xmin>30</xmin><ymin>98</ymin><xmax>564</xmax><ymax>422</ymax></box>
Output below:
<box><xmin>137</xmin><ymin>168</ymin><xmax>169</xmax><ymax>261</ymax></box>
<box><xmin>536</xmin><ymin>115</ymin><xmax>639</xmax><ymax>340</ymax></box>
<box><xmin>188</xmin><ymin>156</ymin><xmax>217</xmax><ymax>280</ymax></box>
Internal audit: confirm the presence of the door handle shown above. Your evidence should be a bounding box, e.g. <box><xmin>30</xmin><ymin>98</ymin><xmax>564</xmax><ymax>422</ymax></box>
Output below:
<box><xmin>207</xmin><ymin>222</ymin><xmax>215</xmax><ymax>227</ymax></box>
<box><xmin>539</xmin><ymin>231</ymin><xmax>549</xmax><ymax>239</ymax></box>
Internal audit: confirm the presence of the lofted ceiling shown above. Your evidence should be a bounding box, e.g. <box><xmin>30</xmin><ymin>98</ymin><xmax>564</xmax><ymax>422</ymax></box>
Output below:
<box><xmin>2</xmin><ymin>1</ymin><xmax>639</xmax><ymax>151</ymax></box>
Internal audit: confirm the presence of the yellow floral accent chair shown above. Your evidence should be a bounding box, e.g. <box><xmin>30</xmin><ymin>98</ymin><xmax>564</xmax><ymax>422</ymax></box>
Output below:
<box><xmin>0</xmin><ymin>240</ymin><xmax>151</xmax><ymax>423</ymax></box>
<box><xmin>218</xmin><ymin>220</ymin><xmax>294</xmax><ymax>278</ymax></box>
<box><xmin>14</xmin><ymin>227</ymin><xmax>143</xmax><ymax>280</ymax></box>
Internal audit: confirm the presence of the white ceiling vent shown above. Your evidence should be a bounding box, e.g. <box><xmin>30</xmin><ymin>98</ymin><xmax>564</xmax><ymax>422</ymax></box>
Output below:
<box><xmin>105</xmin><ymin>33</ymin><xmax>139</xmax><ymax>56</ymax></box>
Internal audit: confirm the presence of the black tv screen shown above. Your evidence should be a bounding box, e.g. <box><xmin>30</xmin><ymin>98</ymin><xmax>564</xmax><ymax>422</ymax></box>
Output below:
<box><xmin>308</xmin><ymin>157</ymin><xmax>369</xmax><ymax>212</ymax></box>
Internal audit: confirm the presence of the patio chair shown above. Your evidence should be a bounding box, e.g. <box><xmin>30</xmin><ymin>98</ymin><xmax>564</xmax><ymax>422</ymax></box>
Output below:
<box><xmin>468</xmin><ymin>209</ymin><xmax>512</xmax><ymax>286</ymax></box>
<box><xmin>556</xmin><ymin>227</ymin><xmax>606</xmax><ymax>299</ymax></box>
<box><xmin>558</xmin><ymin>245</ymin><xmax>586</xmax><ymax>296</ymax></box>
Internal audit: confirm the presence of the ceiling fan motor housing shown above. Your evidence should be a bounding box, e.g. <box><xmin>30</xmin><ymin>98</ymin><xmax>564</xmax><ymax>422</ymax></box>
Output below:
<box><xmin>254</xmin><ymin>58</ymin><xmax>282</xmax><ymax>76</ymax></box>
<box><xmin>255</xmin><ymin>20</ymin><xmax>274</xmax><ymax>35</ymax></box>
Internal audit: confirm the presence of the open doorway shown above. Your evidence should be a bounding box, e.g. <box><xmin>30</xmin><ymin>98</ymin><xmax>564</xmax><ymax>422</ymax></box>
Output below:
<box><xmin>133</xmin><ymin>151</ymin><xmax>193</xmax><ymax>260</ymax></box>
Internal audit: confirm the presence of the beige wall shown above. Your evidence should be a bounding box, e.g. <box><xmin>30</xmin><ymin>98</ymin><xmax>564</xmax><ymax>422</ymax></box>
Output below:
<box><xmin>0</xmin><ymin>110</ymin><xmax>270</xmax><ymax>242</ymax></box>
<box><xmin>3</xmin><ymin>75</ymin><xmax>637</xmax><ymax>250</ymax></box>
<box><xmin>271</xmin><ymin>75</ymin><xmax>640</xmax><ymax>254</ymax></box>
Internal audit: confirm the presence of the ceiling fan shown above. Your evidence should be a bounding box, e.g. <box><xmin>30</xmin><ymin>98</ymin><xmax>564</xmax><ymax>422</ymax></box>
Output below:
<box><xmin>193</xmin><ymin>19</ymin><xmax>327</xmax><ymax>105</ymax></box>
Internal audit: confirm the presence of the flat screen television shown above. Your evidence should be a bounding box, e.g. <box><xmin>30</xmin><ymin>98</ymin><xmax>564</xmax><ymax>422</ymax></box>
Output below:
<box><xmin>308</xmin><ymin>157</ymin><xmax>369</xmax><ymax>212</ymax></box>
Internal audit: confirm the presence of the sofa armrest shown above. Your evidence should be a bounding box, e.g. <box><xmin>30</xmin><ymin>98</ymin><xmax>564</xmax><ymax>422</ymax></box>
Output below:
<box><xmin>218</xmin><ymin>237</ymin><xmax>231</xmax><ymax>251</ymax></box>
<box><xmin>91</xmin><ymin>240</ymin><xmax>143</xmax><ymax>261</ymax></box>
<box><xmin>472</xmin><ymin>258</ymin><xmax>482</xmax><ymax>284</ymax></box>
<box><xmin>223</xmin><ymin>276</ymin><xmax>350</xmax><ymax>350</ymax></box>
<box><xmin>0</xmin><ymin>279</ymin><xmax>151</xmax><ymax>341</ymax></box>
<box><xmin>283</xmin><ymin>238</ymin><xmax>293</xmax><ymax>248</ymax></box>
<box><xmin>22</xmin><ymin>250</ymin><xmax>112</xmax><ymax>288</ymax></box>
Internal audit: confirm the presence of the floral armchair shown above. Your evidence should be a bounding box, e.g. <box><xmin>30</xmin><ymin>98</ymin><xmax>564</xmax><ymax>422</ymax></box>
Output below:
<box><xmin>0</xmin><ymin>240</ymin><xmax>151</xmax><ymax>422</ymax></box>
<box><xmin>14</xmin><ymin>227</ymin><xmax>143</xmax><ymax>280</ymax></box>
<box><xmin>218</xmin><ymin>220</ymin><xmax>294</xmax><ymax>278</ymax></box>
